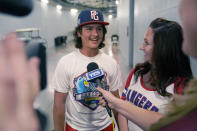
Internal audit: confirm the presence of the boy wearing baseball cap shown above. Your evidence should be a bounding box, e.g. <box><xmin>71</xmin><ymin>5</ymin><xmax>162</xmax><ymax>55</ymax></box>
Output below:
<box><xmin>53</xmin><ymin>9</ymin><xmax>122</xmax><ymax>131</ymax></box>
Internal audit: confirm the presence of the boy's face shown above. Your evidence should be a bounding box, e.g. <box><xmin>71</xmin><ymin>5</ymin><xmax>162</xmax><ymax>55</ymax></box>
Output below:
<box><xmin>179</xmin><ymin>0</ymin><xmax>197</xmax><ymax>58</ymax></box>
<box><xmin>78</xmin><ymin>24</ymin><xmax>104</xmax><ymax>50</ymax></box>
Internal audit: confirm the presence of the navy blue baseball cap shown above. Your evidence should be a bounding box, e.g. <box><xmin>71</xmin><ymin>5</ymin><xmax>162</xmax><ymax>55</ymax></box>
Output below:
<box><xmin>77</xmin><ymin>9</ymin><xmax>109</xmax><ymax>27</ymax></box>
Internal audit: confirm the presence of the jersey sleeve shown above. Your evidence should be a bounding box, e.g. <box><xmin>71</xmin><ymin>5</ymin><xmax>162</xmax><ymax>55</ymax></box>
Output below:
<box><xmin>174</xmin><ymin>77</ymin><xmax>187</xmax><ymax>94</ymax></box>
<box><xmin>52</xmin><ymin>57</ymin><xmax>70</xmax><ymax>93</ymax></box>
<box><xmin>121</xmin><ymin>68</ymin><xmax>135</xmax><ymax>100</ymax></box>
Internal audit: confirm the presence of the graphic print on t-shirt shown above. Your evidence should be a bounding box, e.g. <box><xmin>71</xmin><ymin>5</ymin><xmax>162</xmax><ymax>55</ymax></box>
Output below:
<box><xmin>122</xmin><ymin>87</ymin><xmax>159</xmax><ymax>112</ymax></box>
<box><xmin>73</xmin><ymin>72</ymin><xmax>109</xmax><ymax>110</ymax></box>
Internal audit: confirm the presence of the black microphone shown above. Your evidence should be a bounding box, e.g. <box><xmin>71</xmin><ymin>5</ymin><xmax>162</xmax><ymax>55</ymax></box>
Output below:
<box><xmin>86</xmin><ymin>62</ymin><xmax>112</xmax><ymax>117</ymax></box>
<box><xmin>0</xmin><ymin>0</ymin><xmax>33</xmax><ymax>16</ymax></box>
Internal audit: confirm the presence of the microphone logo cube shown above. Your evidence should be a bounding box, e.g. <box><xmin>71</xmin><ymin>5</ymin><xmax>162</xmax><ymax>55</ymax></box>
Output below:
<box><xmin>86</xmin><ymin>69</ymin><xmax>104</xmax><ymax>82</ymax></box>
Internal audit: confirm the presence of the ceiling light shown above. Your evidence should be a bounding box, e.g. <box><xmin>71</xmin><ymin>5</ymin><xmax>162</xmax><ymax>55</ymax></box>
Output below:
<box><xmin>70</xmin><ymin>8</ymin><xmax>78</xmax><ymax>16</ymax></box>
<box><xmin>41</xmin><ymin>0</ymin><xmax>49</xmax><ymax>4</ymax></box>
<box><xmin>108</xmin><ymin>15</ymin><xmax>113</xmax><ymax>19</ymax></box>
<box><xmin>116</xmin><ymin>0</ymin><xmax>119</xmax><ymax>5</ymax></box>
<box><xmin>108</xmin><ymin>10</ymin><xmax>113</xmax><ymax>13</ymax></box>
<box><xmin>56</xmin><ymin>5</ymin><xmax>62</xmax><ymax>10</ymax></box>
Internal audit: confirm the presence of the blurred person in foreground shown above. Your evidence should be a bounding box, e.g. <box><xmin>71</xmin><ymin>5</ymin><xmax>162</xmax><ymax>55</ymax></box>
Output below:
<box><xmin>0</xmin><ymin>33</ymin><xmax>39</xmax><ymax>131</ymax></box>
<box><xmin>97</xmin><ymin>17</ymin><xmax>193</xmax><ymax>131</ymax></box>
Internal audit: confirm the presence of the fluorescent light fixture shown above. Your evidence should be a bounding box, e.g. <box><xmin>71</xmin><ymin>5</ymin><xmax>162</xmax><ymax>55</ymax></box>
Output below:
<box><xmin>70</xmin><ymin>8</ymin><xmax>78</xmax><ymax>15</ymax></box>
<box><xmin>108</xmin><ymin>10</ymin><xmax>113</xmax><ymax>13</ymax></box>
<box><xmin>41</xmin><ymin>0</ymin><xmax>49</xmax><ymax>4</ymax></box>
<box><xmin>56</xmin><ymin>5</ymin><xmax>62</xmax><ymax>10</ymax></box>
<box><xmin>135</xmin><ymin>6</ymin><xmax>139</xmax><ymax>17</ymax></box>
<box><xmin>108</xmin><ymin>15</ymin><xmax>113</xmax><ymax>19</ymax></box>
<box><xmin>116</xmin><ymin>0</ymin><xmax>119</xmax><ymax>5</ymax></box>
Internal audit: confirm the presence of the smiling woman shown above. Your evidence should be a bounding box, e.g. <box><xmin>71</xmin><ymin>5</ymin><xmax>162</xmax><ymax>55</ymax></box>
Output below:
<box><xmin>140</xmin><ymin>27</ymin><xmax>154</xmax><ymax>62</ymax></box>
<box><xmin>97</xmin><ymin>18</ymin><xmax>193</xmax><ymax>131</ymax></box>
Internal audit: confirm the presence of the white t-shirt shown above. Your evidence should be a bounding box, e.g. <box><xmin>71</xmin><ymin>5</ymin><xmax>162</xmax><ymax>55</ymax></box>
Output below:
<box><xmin>53</xmin><ymin>50</ymin><xmax>122</xmax><ymax>131</ymax></box>
<box><xmin>121</xmin><ymin>69</ymin><xmax>176</xmax><ymax>131</ymax></box>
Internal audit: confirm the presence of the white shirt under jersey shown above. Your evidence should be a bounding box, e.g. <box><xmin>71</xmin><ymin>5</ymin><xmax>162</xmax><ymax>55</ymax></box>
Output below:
<box><xmin>53</xmin><ymin>50</ymin><xmax>122</xmax><ymax>131</ymax></box>
<box><xmin>121</xmin><ymin>69</ymin><xmax>175</xmax><ymax>131</ymax></box>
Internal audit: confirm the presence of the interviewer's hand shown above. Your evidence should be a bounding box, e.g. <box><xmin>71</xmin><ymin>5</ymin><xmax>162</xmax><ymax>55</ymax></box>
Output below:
<box><xmin>0</xmin><ymin>33</ymin><xmax>39</xmax><ymax>131</ymax></box>
<box><xmin>97</xmin><ymin>86</ymin><xmax>118</xmax><ymax>109</ymax></box>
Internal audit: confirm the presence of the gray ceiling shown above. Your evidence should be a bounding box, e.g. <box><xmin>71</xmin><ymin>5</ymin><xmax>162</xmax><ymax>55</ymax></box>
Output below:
<box><xmin>52</xmin><ymin>0</ymin><xmax>118</xmax><ymax>17</ymax></box>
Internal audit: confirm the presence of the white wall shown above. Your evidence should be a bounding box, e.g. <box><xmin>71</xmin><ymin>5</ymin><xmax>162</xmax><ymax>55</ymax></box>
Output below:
<box><xmin>106</xmin><ymin>16</ymin><xmax>119</xmax><ymax>39</ymax></box>
<box><xmin>0</xmin><ymin>0</ymin><xmax>77</xmax><ymax>48</ymax></box>
<box><xmin>117</xmin><ymin>0</ymin><xmax>130</xmax><ymax>66</ymax></box>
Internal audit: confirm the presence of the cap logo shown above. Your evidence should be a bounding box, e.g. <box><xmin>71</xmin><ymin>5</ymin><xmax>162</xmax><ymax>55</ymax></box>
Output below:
<box><xmin>90</xmin><ymin>11</ymin><xmax>99</xmax><ymax>20</ymax></box>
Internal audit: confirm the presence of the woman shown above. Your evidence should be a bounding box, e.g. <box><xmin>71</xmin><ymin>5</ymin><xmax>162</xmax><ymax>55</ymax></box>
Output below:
<box><xmin>150</xmin><ymin>1</ymin><xmax>197</xmax><ymax>130</ymax></box>
<box><xmin>97</xmin><ymin>18</ymin><xmax>193</xmax><ymax>131</ymax></box>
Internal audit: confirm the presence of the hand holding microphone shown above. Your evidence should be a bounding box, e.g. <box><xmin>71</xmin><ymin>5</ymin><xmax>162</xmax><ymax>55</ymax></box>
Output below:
<box><xmin>96</xmin><ymin>87</ymin><xmax>117</xmax><ymax>109</ymax></box>
<box><xmin>86</xmin><ymin>62</ymin><xmax>112</xmax><ymax>117</ymax></box>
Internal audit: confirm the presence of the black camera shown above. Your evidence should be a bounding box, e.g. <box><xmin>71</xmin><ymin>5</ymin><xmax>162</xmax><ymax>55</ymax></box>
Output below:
<box><xmin>25</xmin><ymin>40</ymin><xmax>47</xmax><ymax>90</ymax></box>
<box><xmin>15</xmin><ymin>28</ymin><xmax>47</xmax><ymax>90</ymax></box>
<box><xmin>0</xmin><ymin>0</ymin><xmax>47</xmax><ymax>90</ymax></box>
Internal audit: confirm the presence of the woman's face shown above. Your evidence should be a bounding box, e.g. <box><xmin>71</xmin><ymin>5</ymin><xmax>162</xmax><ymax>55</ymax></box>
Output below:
<box><xmin>140</xmin><ymin>27</ymin><xmax>154</xmax><ymax>62</ymax></box>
